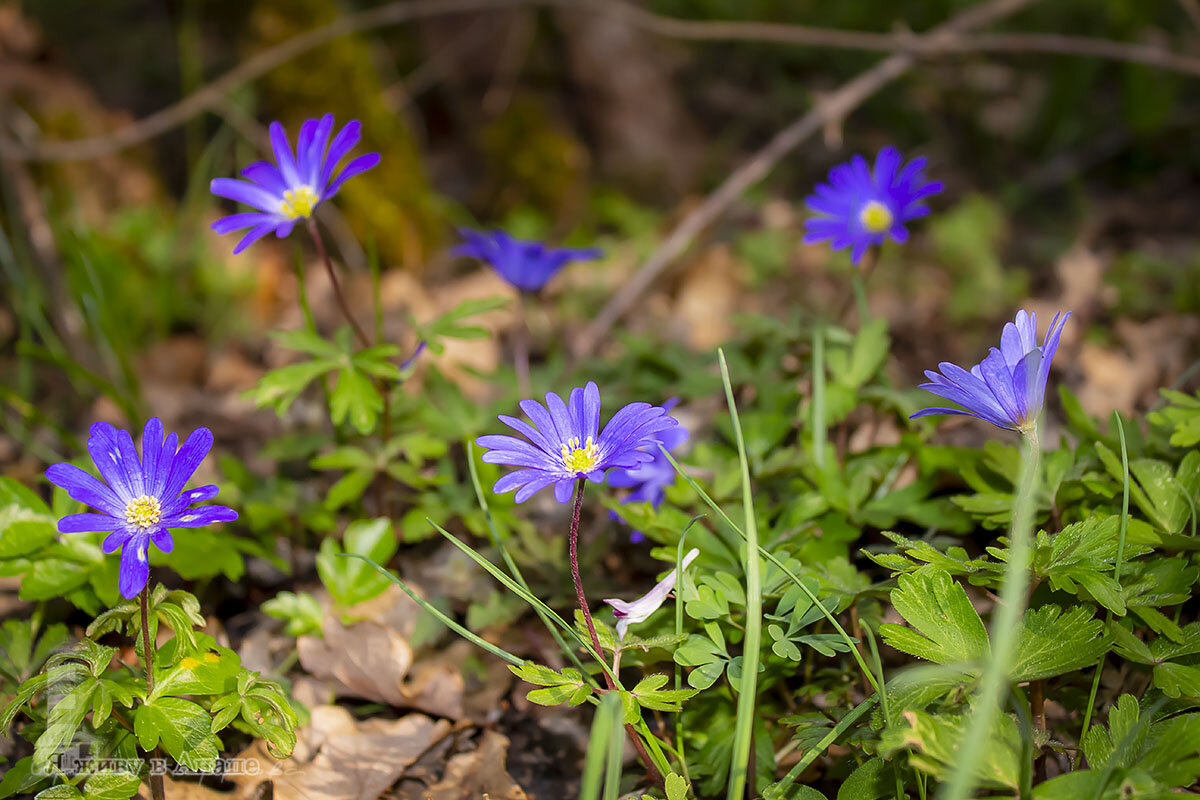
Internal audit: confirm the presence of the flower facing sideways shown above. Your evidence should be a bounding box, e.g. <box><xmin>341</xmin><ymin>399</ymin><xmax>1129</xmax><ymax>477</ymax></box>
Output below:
<box><xmin>803</xmin><ymin>147</ymin><xmax>944</xmax><ymax>265</ymax></box>
<box><xmin>607</xmin><ymin>398</ymin><xmax>688</xmax><ymax>543</ymax></box>
<box><xmin>912</xmin><ymin>309</ymin><xmax>1072</xmax><ymax>434</ymax></box>
<box><xmin>452</xmin><ymin>228</ymin><xmax>603</xmax><ymax>293</ymax></box>
<box><xmin>210</xmin><ymin>114</ymin><xmax>380</xmax><ymax>254</ymax></box>
<box><xmin>604</xmin><ymin>548</ymin><xmax>700</xmax><ymax>640</ymax></box>
<box><xmin>476</xmin><ymin>382</ymin><xmax>679</xmax><ymax>503</ymax></box>
<box><xmin>45</xmin><ymin>419</ymin><xmax>238</xmax><ymax>598</ymax></box>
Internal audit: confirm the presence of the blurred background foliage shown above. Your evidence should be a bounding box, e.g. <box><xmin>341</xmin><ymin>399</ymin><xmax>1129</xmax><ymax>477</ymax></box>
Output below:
<box><xmin>2</xmin><ymin>0</ymin><xmax>1200</xmax><ymax>450</ymax></box>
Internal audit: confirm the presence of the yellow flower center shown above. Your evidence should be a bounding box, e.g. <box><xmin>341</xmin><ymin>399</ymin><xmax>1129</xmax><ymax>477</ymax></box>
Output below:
<box><xmin>560</xmin><ymin>436</ymin><xmax>600</xmax><ymax>474</ymax></box>
<box><xmin>858</xmin><ymin>200</ymin><xmax>894</xmax><ymax>233</ymax></box>
<box><xmin>124</xmin><ymin>495</ymin><xmax>162</xmax><ymax>529</ymax></box>
<box><xmin>279</xmin><ymin>186</ymin><xmax>319</xmax><ymax>220</ymax></box>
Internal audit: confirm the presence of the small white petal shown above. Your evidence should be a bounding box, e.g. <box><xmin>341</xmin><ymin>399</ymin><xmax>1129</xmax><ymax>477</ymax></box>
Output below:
<box><xmin>603</xmin><ymin>548</ymin><xmax>700</xmax><ymax>641</ymax></box>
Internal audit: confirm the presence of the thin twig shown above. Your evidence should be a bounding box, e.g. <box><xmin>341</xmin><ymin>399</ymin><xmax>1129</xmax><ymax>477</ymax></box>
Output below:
<box><xmin>575</xmin><ymin>0</ymin><xmax>1040</xmax><ymax>357</ymax></box>
<box><xmin>4</xmin><ymin>0</ymin><xmax>1200</xmax><ymax>162</ymax></box>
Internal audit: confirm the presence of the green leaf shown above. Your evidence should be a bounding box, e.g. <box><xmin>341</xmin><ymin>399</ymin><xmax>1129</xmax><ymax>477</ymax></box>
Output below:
<box><xmin>836</xmin><ymin>757</ymin><xmax>892</xmax><ymax>800</ymax></box>
<box><xmin>882</xmin><ymin>709</ymin><xmax>1019</xmax><ymax>790</ymax></box>
<box><xmin>1011</xmin><ymin>605</ymin><xmax>1109</xmax><ymax>681</ymax></box>
<box><xmin>34</xmin><ymin>677</ymin><xmax>98</xmax><ymax>769</ymax></box>
<box><xmin>1153</xmin><ymin>662</ymin><xmax>1200</xmax><ymax>700</ymax></box>
<box><xmin>271</xmin><ymin>327</ymin><xmax>341</xmax><ymax>358</ymax></box>
<box><xmin>82</xmin><ymin>771</ymin><xmax>141</xmax><ymax>800</ymax></box>
<box><xmin>416</xmin><ymin>297</ymin><xmax>509</xmax><ymax>354</ymax></box>
<box><xmin>134</xmin><ymin>697</ymin><xmax>220</xmax><ymax>773</ymax></box>
<box><xmin>323</xmin><ymin>468</ymin><xmax>374</xmax><ymax>511</ymax></box>
<box><xmin>35</xmin><ymin>786</ymin><xmax>84</xmax><ymax>800</ymax></box>
<box><xmin>330</xmin><ymin>367</ymin><xmax>382</xmax><ymax>434</ymax></box>
<box><xmin>262</xmin><ymin>591</ymin><xmax>324</xmax><ymax>637</ymax></box>
<box><xmin>247</xmin><ymin>359</ymin><xmax>336</xmax><ymax>414</ymax></box>
<box><xmin>315</xmin><ymin>518</ymin><xmax>398</xmax><ymax>607</ymax></box>
<box><xmin>828</xmin><ymin>318</ymin><xmax>889</xmax><ymax>389</ymax></box>
<box><xmin>629</xmin><ymin>673</ymin><xmax>696</xmax><ymax>714</ymax></box>
<box><xmin>0</xmin><ymin>757</ymin><xmax>49</xmax><ymax>800</ymax></box>
<box><xmin>508</xmin><ymin>662</ymin><xmax>592</xmax><ymax>708</ymax></box>
<box><xmin>1081</xmin><ymin>694</ymin><xmax>1144</xmax><ymax>771</ymax></box>
<box><xmin>151</xmin><ymin>646</ymin><xmax>241</xmax><ymax>699</ymax></box>
<box><xmin>674</xmin><ymin>634</ymin><xmax>728</xmax><ymax>690</ymax></box>
<box><xmin>879</xmin><ymin>569</ymin><xmax>989</xmax><ymax>667</ymax></box>
<box><xmin>664</xmin><ymin>772</ymin><xmax>689</xmax><ymax>800</ymax></box>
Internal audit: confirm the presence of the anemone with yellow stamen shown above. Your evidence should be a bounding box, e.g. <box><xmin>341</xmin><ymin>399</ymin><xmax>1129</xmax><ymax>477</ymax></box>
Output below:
<box><xmin>476</xmin><ymin>382</ymin><xmax>679</xmax><ymax>504</ymax></box>
<box><xmin>210</xmin><ymin>113</ymin><xmax>380</xmax><ymax>254</ymax></box>
<box><xmin>45</xmin><ymin>419</ymin><xmax>237</xmax><ymax>598</ymax></box>
<box><xmin>803</xmin><ymin>146</ymin><xmax>943</xmax><ymax>265</ymax></box>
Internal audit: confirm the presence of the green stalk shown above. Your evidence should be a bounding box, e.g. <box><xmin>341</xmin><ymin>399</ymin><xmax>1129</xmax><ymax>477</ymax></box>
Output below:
<box><xmin>939</xmin><ymin>430</ymin><xmax>1041</xmax><ymax>800</ymax></box>
<box><xmin>719</xmin><ymin>349</ymin><xmax>763</xmax><ymax>800</ymax></box>
<box><xmin>580</xmin><ymin>693</ymin><xmax>622</xmax><ymax>800</ymax></box>
<box><xmin>1081</xmin><ymin>412</ymin><xmax>1131</xmax><ymax>742</ymax></box>
<box><xmin>660</xmin><ymin>446</ymin><xmax>878</xmax><ymax>694</ymax></box>
<box><xmin>770</xmin><ymin>695</ymin><xmax>879</xmax><ymax>796</ymax></box>
<box><xmin>812</xmin><ymin>326</ymin><xmax>827</xmax><ymax>471</ymax></box>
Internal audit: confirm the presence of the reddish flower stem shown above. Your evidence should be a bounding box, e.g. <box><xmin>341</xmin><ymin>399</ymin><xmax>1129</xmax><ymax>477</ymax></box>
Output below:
<box><xmin>141</xmin><ymin>585</ymin><xmax>166</xmax><ymax>800</ymax></box>
<box><xmin>306</xmin><ymin>218</ymin><xmax>392</xmax><ymax>515</ymax></box>
<box><xmin>567</xmin><ymin>478</ymin><xmax>665</xmax><ymax>790</ymax></box>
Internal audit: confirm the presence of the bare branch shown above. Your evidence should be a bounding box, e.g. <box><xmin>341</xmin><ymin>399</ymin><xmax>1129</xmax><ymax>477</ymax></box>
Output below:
<box><xmin>3</xmin><ymin>0</ymin><xmax>1200</xmax><ymax>162</ymax></box>
<box><xmin>572</xmin><ymin>0</ymin><xmax>1041</xmax><ymax>357</ymax></box>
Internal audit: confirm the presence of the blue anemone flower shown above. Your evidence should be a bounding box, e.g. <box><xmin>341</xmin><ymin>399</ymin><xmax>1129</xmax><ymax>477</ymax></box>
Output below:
<box><xmin>452</xmin><ymin>228</ymin><xmax>603</xmax><ymax>292</ymax></box>
<box><xmin>803</xmin><ymin>147</ymin><xmax>944</xmax><ymax>265</ymax></box>
<box><xmin>607</xmin><ymin>398</ymin><xmax>688</xmax><ymax>543</ymax></box>
<box><xmin>210</xmin><ymin>114</ymin><xmax>380</xmax><ymax>254</ymax></box>
<box><xmin>912</xmin><ymin>310</ymin><xmax>1072</xmax><ymax>433</ymax></box>
<box><xmin>45</xmin><ymin>419</ymin><xmax>238</xmax><ymax>599</ymax></box>
<box><xmin>476</xmin><ymin>382</ymin><xmax>679</xmax><ymax>504</ymax></box>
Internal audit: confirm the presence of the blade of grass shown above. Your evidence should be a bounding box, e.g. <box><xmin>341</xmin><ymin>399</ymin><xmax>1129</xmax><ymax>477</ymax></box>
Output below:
<box><xmin>767</xmin><ymin>694</ymin><xmax>879</xmax><ymax>800</ymax></box>
<box><xmin>812</xmin><ymin>325</ymin><xmax>827</xmax><ymax>471</ymax></box>
<box><xmin>1081</xmin><ymin>411</ymin><xmax>1131</xmax><ymax>742</ymax></box>
<box><xmin>604</xmin><ymin>697</ymin><xmax>625</xmax><ymax>800</ymax></box>
<box><xmin>340</xmin><ymin>553</ymin><xmax>523</xmax><ymax>665</ymax></box>
<box><xmin>660</xmin><ymin>446</ymin><xmax>879</xmax><ymax>695</ymax></box>
<box><xmin>580</xmin><ymin>693</ymin><xmax>622</xmax><ymax>800</ymax></box>
<box><xmin>425</xmin><ymin>518</ymin><xmax>618</xmax><ymax>684</ymax></box>
<box><xmin>466</xmin><ymin>441</ymin><xmax>592</xmax><ymax>681</ymax></box>
<box><xmin>674</xmin><ymin>515</ymin><xmax>705</xmax><ymax>785</ymax></box>
<box><xmin>719</xmin><ymin>348</ymin><xmax>763</xmax><ymax>800</ymax></box>
<box><xmin>863</xmin><ymin>621</ymin><xmax>905</xmax><ymax>800</ymax></box>
<box><xmin>939</xmin><ymin>430</ymin><xmax>1041</xmax><ymax>800</ymax></box>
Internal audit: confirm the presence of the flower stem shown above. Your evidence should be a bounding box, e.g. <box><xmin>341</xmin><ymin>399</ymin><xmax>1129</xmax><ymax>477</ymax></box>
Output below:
<box><xmin>568</xmin><ymin>478</ymin><xmax>605</xmax><ymax>669</ymax></box>
<box><xmin>306</xmin><ymin>218</ymin><xmax>369</xmax><ymax>349</ymax></box>
<box><xmin>306</xmin><ymin>217</ymin><xmax>392</xmax><ymax>515</ymax></box>
<box><xmin>140</xmin><ymin>586</ymin><xmax>166</xmax><ymax>800</ymax></box>
<box><xmin>566</xmin><ymin>478</ymin><xmax>665</xmax><ymax>790</ymax></box>
<box><xmin>513</xmin><ymin>292</ymin><xmax>532</xmax><ymax>400</ymax></box>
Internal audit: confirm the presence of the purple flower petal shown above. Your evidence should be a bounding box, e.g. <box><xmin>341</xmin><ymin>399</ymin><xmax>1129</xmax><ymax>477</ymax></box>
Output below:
<box><xmin>59</xmin><ymin>513</ymin><xmax>123</xmax><ymax>533</ymax></box>
<box><xmin>44</xmin><ymin>463</ymin><xmax>124</xmax><ymax>516</ymax></box>
<box><xmin>162</xmin><ymin>505</ymin><xmax>237</xmax><ymax>528</ymax></box>
<box><xmin>117</xmin><ymin>531</ymin><xmax>151</xmax><ymax>599</ymax></box>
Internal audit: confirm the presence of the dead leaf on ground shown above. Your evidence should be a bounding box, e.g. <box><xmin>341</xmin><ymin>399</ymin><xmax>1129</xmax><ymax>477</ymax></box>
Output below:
<box><xmin>673</xmin><ymin>244</ymin><xmax>740</xmax><ymax>350</ymax></box>
<box><xmin>296</xmin><ymin>585</ymin><xmax>466</xmax><ymax>718</ymax></box>
<box><xmin>422</xmin><ymin>731</ymin><xmax>528</xmax><ymax>800</ymax></box>
<box><xmin>232</xmin><ymin>706</ymin><xmax>451</xmax><ymax>800</ymax></box>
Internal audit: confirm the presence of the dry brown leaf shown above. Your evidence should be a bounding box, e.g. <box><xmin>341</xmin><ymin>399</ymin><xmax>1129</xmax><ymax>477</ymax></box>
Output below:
<box><xmin>232</xmin><ymin>707</ymin><xmax>451</xmax><ymax>800</ymax></box>
<box><xmin>296</xmin><ymin>586</ymin><xmax>466</xmax><ymax>718</ymax></box>
<box><xmin>673</xmin><ymin>244</ymin><xmax>739</xmax><ymax>350</ymax></box>
<box><xmin>422</xmin><ymin>732</ymin><xmax>528</xmax><ymax>800</ymax></box>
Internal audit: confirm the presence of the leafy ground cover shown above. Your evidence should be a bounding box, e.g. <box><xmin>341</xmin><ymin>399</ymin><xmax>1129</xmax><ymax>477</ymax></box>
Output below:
<box><xmin>2</xmin><ymin>2</ymin><xmax>1200</xmax><ymax>800</ymax></box>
